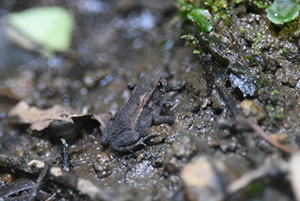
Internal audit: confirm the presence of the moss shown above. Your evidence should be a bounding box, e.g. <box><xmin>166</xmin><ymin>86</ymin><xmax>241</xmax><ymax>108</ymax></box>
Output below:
<box><xmin>204</xmin><ymin>0</ymin><xmax>229</xmax><ymax>20</ymax></box>
<box><xmin>239</xmin><ymin>26</ymin><xmax>245</xmax><ymax>35</ymax></box>
<box><xmin>265</xmin><ymin>105</ymin><xmax>285</xmax><ymax>128</ymax></box>
<box><xmin>253</xmin><ymin>0</ymin><xmax>269</xmax><ymax>9</ymax></box>
<box><xmin>251</xmin><ymin>33</ymin><xmax>262</xmax><ymax>56</ymax></box>
<box><xmin>181</xmin><ymin>34</ymin><xmax>199</xmax><ymax>47</ymax></box>
<box><xmin>274</xmin><ymin>107</ymin><xmax>284</xmax><ymax>120</ymax></box>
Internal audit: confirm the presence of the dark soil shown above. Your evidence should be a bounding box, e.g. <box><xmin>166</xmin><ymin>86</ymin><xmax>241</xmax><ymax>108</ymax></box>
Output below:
<box><xmin>0</xmin><ymin>0</ymin><xmax>299</xmax><ymax>201</ymax></box>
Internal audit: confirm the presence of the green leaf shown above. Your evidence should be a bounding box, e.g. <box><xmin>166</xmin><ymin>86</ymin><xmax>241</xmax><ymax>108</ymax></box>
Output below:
<box><xmin>187</xmin><ymin>9</ymin><xmax>213</xmax><ymax>33</ymax></box>
<box><xmin>235</xmin><ymin>0</ymin><xmax>245</xmax><ymax>4</ymax></box>
<box><xmin>266</xmin><ymin>0</ymin><xmax>300</xmax><ymax>24</ymax></box>
<box><xmin>193</xmin><ymin>49</ymin><xmax>201</xmax><ymax>54</ymax></box>
<box><xmin>8</xmin><ymin>6</ymin><xmax>74</xmax><ymax>54</ymax></box>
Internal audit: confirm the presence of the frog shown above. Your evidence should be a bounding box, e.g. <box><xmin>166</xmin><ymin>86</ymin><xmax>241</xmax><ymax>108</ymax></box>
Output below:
<box><xmin>100</xmin><ymin>74</ymin><xmax>174</xmax><ymax>153</ymax></box>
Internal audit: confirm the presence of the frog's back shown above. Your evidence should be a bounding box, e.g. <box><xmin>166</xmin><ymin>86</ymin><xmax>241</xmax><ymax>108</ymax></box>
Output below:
<box><xmin>111</xmin><ymin>97</ymin><xmax>142</xmax><ymax>129</ymax></box>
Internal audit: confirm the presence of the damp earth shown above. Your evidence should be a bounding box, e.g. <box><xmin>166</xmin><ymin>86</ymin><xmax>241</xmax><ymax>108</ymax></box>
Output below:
<box><xmin>0</xmin><ymin>0</ymin><xmax>300</xmax><ymax>201</ymax></box>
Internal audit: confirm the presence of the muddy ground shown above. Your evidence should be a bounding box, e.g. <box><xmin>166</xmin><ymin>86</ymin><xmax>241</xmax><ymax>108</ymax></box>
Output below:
<box><xmin>0</xmin><ymin>0</ymin><xmax>300</xmax><ymax>201</ymax></box>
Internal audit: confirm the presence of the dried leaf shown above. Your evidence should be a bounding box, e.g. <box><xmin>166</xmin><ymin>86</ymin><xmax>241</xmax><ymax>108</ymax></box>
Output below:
<box><xmin>8</xmin><ymin>101</ymin><xmax>111</xmax><ymax>132</ymax></box>
<box><xmin>9</xmin><ymin>101</ymin><xmax>74</xmax><ymax>131</ymax></box>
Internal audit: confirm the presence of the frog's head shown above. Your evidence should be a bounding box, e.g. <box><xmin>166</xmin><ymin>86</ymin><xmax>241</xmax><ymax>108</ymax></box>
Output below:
<box><xmin>136</xmin><ymin>75</ymin><xmax>167</xmax><ymax>108</ymax></box>
<box><xmin>151</xmin><ymin>76</ymin><xmax>166</xmax><ymax>103</ymax></box>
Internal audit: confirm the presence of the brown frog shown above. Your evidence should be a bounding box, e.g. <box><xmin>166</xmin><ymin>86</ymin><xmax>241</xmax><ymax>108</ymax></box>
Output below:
<box><xmin>100</xmin><ymin>75</ymin><xmax>174</xmax><ymax>152</ymax></box>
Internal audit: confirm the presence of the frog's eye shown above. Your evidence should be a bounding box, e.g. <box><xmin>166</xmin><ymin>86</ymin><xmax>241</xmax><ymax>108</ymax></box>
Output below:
<box><xmin>156</xmin><ymin>81</ymin><xmax>164</xmax><ymax>91</ymax></box>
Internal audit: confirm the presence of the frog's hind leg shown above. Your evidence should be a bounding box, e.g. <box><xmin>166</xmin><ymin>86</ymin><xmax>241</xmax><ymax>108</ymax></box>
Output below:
<box><xmin>110</xmin><ymin>130</ymin><xmax>144</xmax><ymax>153</ymax></box>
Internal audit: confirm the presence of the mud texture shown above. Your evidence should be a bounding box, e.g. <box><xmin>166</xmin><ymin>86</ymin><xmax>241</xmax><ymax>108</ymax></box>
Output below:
<box><xmin>0</xmin><ymin>0</ymin><xmax>300</xmax><ymax>201</ymax></box>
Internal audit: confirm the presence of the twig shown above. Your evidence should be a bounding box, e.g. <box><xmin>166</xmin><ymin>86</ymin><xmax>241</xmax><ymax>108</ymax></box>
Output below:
<box><xmin>30</xmin><ymin>163</ymin><xmax>49</xmax><ymax>201</ymax></box>
<box><xmin>248</xmin><ymin>121</ymin><xmax>295</xmax><ymax>153</ymax></box>
<box><xmin>61</xmin><ymin>138</ymin><xmax>69</xmax><ymax>171</ymax></box>
<box><xmin>227</xmin><ymin>160</ymin><xmax>288</xmax><ymax>194</ymax></box>
<box><xmin>0</xmin><ymin>153</ymin><xmax>34</xmax><ymax>174</ymax></box>
<box><xmin>215</xmin><ymin>81</ymin><xmax>295</xmax><ymax>154</ymax></box>
<box><xmin>0</xmin><ymin>153</ymin><xmax>105</xmax><ymax>201</ymax></box>
<box><xmin>45</xmin><ymin>193</ymin><xmax>57</xmax><ymax>201</ymax></box>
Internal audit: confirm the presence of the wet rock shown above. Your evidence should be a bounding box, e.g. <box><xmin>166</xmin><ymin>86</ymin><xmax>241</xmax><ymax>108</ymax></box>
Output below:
<box><xmin>0</xmin><ymin>173</ymin><xmax>15</xmax><ymax>186</ymax></box>
<box><xmin>163</xmin><ymin>135</ymin><xmax>203</xmax><ymax>174</ymax></box>
<box><xmin>0</xmin><ymin>177</ymin><xmax>40</xmax><ymax>199</ymax></box>
<box><xmin>207</xmin><ymin>136</ymin><xmax>220</xmax><ymax>148</ymax></box>
<box><xmin>172</xmin><ymin>135</ymin><xmax>199</xmax><ymax>160</ymax></box>
<box><xmin>31</xmin><ymin>138</ymin><xmax>53</xmax><ymax>157</ymax></box>
<box><xmin>259</xmin><ymin>54</ymin><xmax>279</xmax><ymax>72</ymax></box>
<box><xmin>93</xmin><ymin>153</ymin><xmax>112</xmax><ymax>179</ymax></box>
<box><xmin>211</xmin><ymin>89</ymin><xmax>226</xmax><ymax>114</ymax></box>
<box><xmin>96</xmin><ymin>152</ymin><xmax>111</xmax><ymax>163</ymax></box>
<box><xmin>196</xmin><ymin>31</ymin><xmax>258</xmax><ymax>97</ymax></box>
<box><xmin>228</xmin><ymin>61</ymin><xmax>248</xmax><ymax>75</ymax></box>
<box><xmin>185</xmin><ymin>68</ymin><xmax>210</xmax><ymax>97</ymax></box>
<box><xmin>174</xmin><ymin>112</ymin><xmax>195</xmax><ymax>130</ymax></box>
<box><xmin>181</xmin><ymin>156</ymin><xmax>233</xmax><ymax>201</ymax></box>
<box><xmin>93</xmin><ymin>161</ymin><xmax>112</xmax><ymax>179</ymax></box>
<box><xmin>147</xmin><ymin>124</ymin><xmax>171</xmax><ymax>145</ymax></box>
<box><xmin>219</xmin><ymin>137</ymin><xmax>238</xmax><ymax>152</ymax></box>
<box><xmin>283</xmin><ymin>107</ymin><xmax>300</xmax><ymax>130</ymax></box>
<box><xmin>281</xmin><ymin>42</ymin><xmax>299</xmax><ymax>60</ymax></box>
<box><xmin>201</xmin><ymin>98</ymin><xmax>211</xmax><ymax>109</ymax></box>
<box><xmin>240</xmin><ymin>99</ymin><xmax>267</xmax><ymax>121</ymax></box>
<box><xmin>229</xmin><ymin>73</ymin><xmax>256</xmax><ymax>97</ymax></box>
<box><xmin>18</xmin><ymin>150</ymin><xmax>25</xmax><ymax>157</ymax></box>
<box><xmin>124</xmin><ymin>160</ymin><xmax>159</xmax><ymax>189</ymax></box>
<box><xmin>199</xmin><ymin>32</ymin><xmax>233</xmax><ymax>66</ymax></box>
<box><xmin>0</xmin><ymin>134</ymin><xmax>28</xmax><ymax>154</ymax></box>
<box><xmin>276</xmin><ymin>60</ymin><xmax>299</xmax><ymax>87</ymax></box>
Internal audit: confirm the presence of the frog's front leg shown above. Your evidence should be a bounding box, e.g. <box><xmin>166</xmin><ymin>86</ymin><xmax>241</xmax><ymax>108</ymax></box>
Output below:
<box><xmin>111</xmin><ymin>130</ymin><xmax>144</xmax><ymax>152</ymax></box>
<box><xmin>153</xmin><ymin>115</ymin><xmax>174</xmax><ymax>126</ymax></box>
<box><xmin>152</xmin><ymin>106</ymin><xmax>174</xmax><ymax>126</ymax></box>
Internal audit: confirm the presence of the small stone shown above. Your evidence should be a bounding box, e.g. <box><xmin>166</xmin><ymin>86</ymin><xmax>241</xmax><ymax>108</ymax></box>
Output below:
<box><xmin>181</xmin><ymin>156</ymin><xmax>232</xmax><ymax>201</ymax></box>
<box><xmin>18</xmin><ymin>150</ymin><xmax>25</xmax><ymax>157</ymax></box>
<box><xmin>269</xmin><ymin>133</ymin><xmax>288</xmax><ymax>142</ymax></box>
<box><xmin>28</xmin><ymin>160</ymin><xmax>45</xmax><ymax>169</ymax></box>
<box><xmin>207</xmin><ymin>136</ymin><xmax>220</xmax><ymax>148</ymax></box>
<box><xmin>174</xmin><ymin>112</ymin><xmax>194</xmax><ymax>130</ymax></box>
<box><xmin>240</xmin><ymin>99</ymin><xmax>266</xmax><ymax>121</ymax></box>
<box><xmin>93</xmin><ymin>161</ymin><xmax>112</xmax><ymax>179</ymax></box>
<box><xmin>0</xmin><ymin>173</ymin><xmax>15</xmax><ymax>185</ymax></box>
<box><xmin>94</xmin><ymin>152</ymin><xmax>112</xmax><ymax>179</ymax></box>
<box><xmin>96</xmin><ymin>152</ymin><xmax>112</xmax><ymax>163</ymax></box>
<box><xmin>147</xmin><ymin>124</ymin><xmax>171</xmax><ymax>145</ymax></box>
